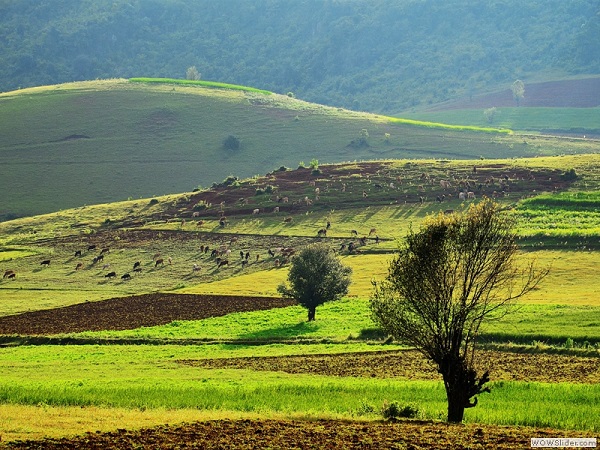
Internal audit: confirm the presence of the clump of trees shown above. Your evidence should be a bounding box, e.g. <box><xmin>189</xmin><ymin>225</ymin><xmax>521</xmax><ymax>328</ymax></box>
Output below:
<box><xmin>370</xmin><ymin>199</ymin><xmax>547</xmax><ymax>423</ymax></box>
<box><xmin>278</xmin><ymin>243</ymin><xmax>352</xmax><ymax>321</ymax></box>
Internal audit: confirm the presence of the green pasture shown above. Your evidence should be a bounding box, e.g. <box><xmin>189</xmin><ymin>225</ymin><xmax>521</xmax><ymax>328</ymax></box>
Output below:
<box><xmin>404</xmin><ymin>107</ymin><xmax>600</xmax><ymax>135</ymax></box>
<box><xmin>0</xmin><ymin>344</ymin><xmax>597</xmax><ymax>431</ymax></box>
<box><xmin>1</xmin><ymin>80</ymin><xmax>599</xmax><ymax>218</ymax></box>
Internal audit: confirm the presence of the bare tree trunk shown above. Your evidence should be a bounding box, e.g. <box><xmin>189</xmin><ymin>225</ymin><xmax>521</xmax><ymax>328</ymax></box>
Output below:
<box><xmin>307</xmin><ymin>306</ymin><xmax>316</xmax><ymax>321</ymax></box>
<box><xmin>445</xmin><ymin>381</ymin><xmax>467</xmax><ymax>423</ymax></box>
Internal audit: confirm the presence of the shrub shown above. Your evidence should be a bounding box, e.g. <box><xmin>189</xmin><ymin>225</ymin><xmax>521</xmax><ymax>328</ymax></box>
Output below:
<box><xmin>223</xmin><ymin>135</ymin><xmax>241</xmax><ymax>151</ymax></box>
<box><xmin>381</xmin><ymin>401</ymin><xmax>420</xmax><ymax>420</ymax></box>
<box><xmin>193</xmin><ymin>201</ymin><xmax>208</xmax><ymax>211</ymax></box>
<box><xmin>561</xmin><ymin>168</ymin><xmax>578</xmax><ymax>181</ymax></box>
<box><xmin>149</xmin><ymin>198</ymin><xmax>159</xmax><ymax>205</ymax></box>
<box><xmin>277</xmin><ymin>166</ymin><xmax>289</xmax><ymax>172</ymax></box>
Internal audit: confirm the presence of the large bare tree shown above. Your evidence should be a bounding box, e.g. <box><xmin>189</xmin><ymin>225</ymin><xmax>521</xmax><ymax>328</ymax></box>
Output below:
<box><xmin>370</xmin><ymin>199</ymin><xmax>547</xmax><ymax>423</ymax></box>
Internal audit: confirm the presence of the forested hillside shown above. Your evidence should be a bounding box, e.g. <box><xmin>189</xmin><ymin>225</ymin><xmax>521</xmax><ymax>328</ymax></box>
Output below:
<box><xmin>1</xmin><ymin>0</ymin><xmax>598</xmax><ymax>113</ymax></box>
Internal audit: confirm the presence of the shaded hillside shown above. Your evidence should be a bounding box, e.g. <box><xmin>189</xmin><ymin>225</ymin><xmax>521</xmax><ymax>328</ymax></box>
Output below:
<box><xmin>426</xmin><ymin>77</ymin><xmax>600</xmax><ymax>111</ymax></box>
<box><xmin>0</xmin><ymin>0</ymin><xmax>598</xmax><ymax>113</ymax></box>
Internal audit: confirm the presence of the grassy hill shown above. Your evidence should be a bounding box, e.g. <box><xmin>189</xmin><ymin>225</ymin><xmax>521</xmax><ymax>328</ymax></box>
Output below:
<box><xmin>1</xmin><ymin>78</ymin><xmax>599</xmax><ymax>220</ymax></box>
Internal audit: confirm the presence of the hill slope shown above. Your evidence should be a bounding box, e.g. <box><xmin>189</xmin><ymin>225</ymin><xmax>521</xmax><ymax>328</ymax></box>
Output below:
<box><xmin>5</xmin><ymin>79</ymin><xmax>598</xmax><ymax>219</ymax></box>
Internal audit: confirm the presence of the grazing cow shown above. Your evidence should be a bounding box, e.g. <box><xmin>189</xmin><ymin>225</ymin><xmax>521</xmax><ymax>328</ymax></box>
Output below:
<box><xmin>282</xmin><ymin>196</ymin><xmax>289</xmax><ymax>203</ymax></box>
<box><xmin>268</xmin><ymin>249</ymin><xmax>275</xmax><ymax>257</ymax></box>
<box><xmin>7</xmin><ymin>272</ymin><xmax>16</xmax><ymax>280</ymax></box>
<box><xmin>93</xmin><ymin>254</ymin><xmax>104</xmax><ymax>264</ymax></box>
<box><xmin>363</xmin><ymin>190</ymin><xmax>368</xmax><ymax>198</ymax></box>
<box><xmin>133</xmin><ymin>267</ymin><xmax>143</xmax><ymax>273</ymax></box>
<box><xmin>467</xmin><ymin>191</ymin><xmax>475</xmax><ymax>199</ymax></box>
<box><xmin>273</xmin><ymin>206</ymin><xmax>280</xmax><ymax>213</ymax></box>
<box><xmin>105</xmin><ymin>271</ymin><xmax>116</xmax><ymax>279</ymax></box>
<box><xmin>100</xmin><ymin>248</ymin><xmax>110</xmax><ymax>255</ymax></box>
<box><xmin>75</xmin><ymin>262</ymin><xmax>84</xmax><ymax>270</ymax></box>
<box><xmin>155</xmin><ymin>258</ymin><xmax>164</xmax><ymax>267</ymax></box>
<box><xmin>218</xmin><ymin>260</ymin><xmax>229</xmax><ymax>268</ymax></box>
<box><xmin>74</xmin><ymin>250</ymin><xmax>82</xmax><ymax>257</ymax></box>
<box><xmin>317</xmin><ymin>228</ymin><xmax>327</xmax><ymax>237</ymax></box>
<box><xmin>440</xmin><ymin>180</ymin><xmax>451</xmax><ymax>189</ymax></box>
<box><xmin>351</xmin><ymin>230</ymin><xmax>358</xmax><ymax>236</ymax></box>
<box><xmin>193</xmin><ymin>264</ymin><xmax>201</xmax><ymax>272</ymax></box>
<box><xmin>241</xmin><ymin>260</ymin><xmax>248</xmax><ymax>268</ymax></box>
<box><xmin>153</xmin><ymin>253</ymin><xmax>161</xmax><ymax>260</ymax></box>
<box><xmin>240</xmin><ymin>250</ymin><xmax>245</xmax><ymax>259</ymax></box>
<box><xmin>196</xmin><ymin>220</ymin><xmax>205</xmax><ymax>227</ymax></box>
<box><xmin>245</xmin><ymin>252</ymin><xmax>250</xmax><ymax>260</ymax></box>
<box><xmin>87</xmin><ymin>245</ymin><xmax>96</xmax><ymax>251</ymax></box>
<box><xmin>133</xmin><ymin>261</ymin><xmax>141</xmax><ymax>270</ymax></box>
<box><xmin>369</xmin><ymin>228</ymin><xmax>377</xmax><ymax>236</ymax></box>
<box><xmin>102</xmin><ymin>263</ymin><xmax>111</xmax><ymax>270</ymax></box>
<box><xmin>315</xmin><ymin>187</ymin><xmax>320</xmax><ymax>195</ymax></box>
<box><xmin>283</xmin><ymin>217</ymin><xmax>293</xmax><ymax>223</ymax></box>
<box><xmin>458</xmin><ymin>192</ymin><xmax>466</xmax><ymax>201</ymax></box>
<box><xmin>304</xmin><ymin>196</ymin><xmax>312</xmax><ymax>206</ymax></box>
<box><xmin>40</xmin><ymin>260</ymin><xmax>51</xmax><ymax>267</ymax></box>
<box><xmin>252</xmin><ymin>208</ymin><xmax>260</xmax><ymax>215</ymax></box>
<box><xmin>192</xmin><ymin>211</ymin><xmax>200</xmax><ymax>218</ymax></box>
<box><xmin>3</xmin><ymin>269</ymin><xmax>15</xmax><ymax>278</ymax></box>
<box><xmin>121</xmin><ymin>273</ymin><xmax>131</xmax><ymax>281</ymax></box>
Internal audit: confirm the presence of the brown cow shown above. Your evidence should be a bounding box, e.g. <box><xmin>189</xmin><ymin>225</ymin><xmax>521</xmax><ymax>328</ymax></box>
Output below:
<box><xmin>218</xmin><ymin>260</ymin><xmax>229</xmax><ymax>268</ymax></box>
<box><xmin>155</xmin><ymin>258</ymin><xmax>164</xmax><ymax>267</ymax></box>
<box><xmin>3</xmin><ymin>270</ymin><xmax>15</xmax><ymax>278</ymax></box>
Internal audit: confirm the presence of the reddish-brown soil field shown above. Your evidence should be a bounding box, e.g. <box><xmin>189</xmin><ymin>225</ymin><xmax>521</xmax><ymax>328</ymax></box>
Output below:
<box><xmin>2</xmin><ymin>418</ymin><xmax>595</xmax><ymax>449</ymax></box>
<box><xmin>0</xmin><ymin>293</ymin><xmax>295</xmax><ymax>335</ymax></box>
<box><xmin>425</xmin><ymin>77</ymin><xmax>600</xmax><ymax>110</ymax></box>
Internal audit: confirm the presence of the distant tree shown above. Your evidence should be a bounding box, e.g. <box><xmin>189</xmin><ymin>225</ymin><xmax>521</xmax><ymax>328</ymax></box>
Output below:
<box><xmin>511</xmin><ymin>79</ymin><xmax>525</xmax><ymax>106</ymax></box>
<box><xmin>370</xmin><ymin>199</ymin><xmax>548</xmax><ymax>423</ymax></box>
<box><xmin>278</xmin><ymin>244</ymin><xmax>352</xmax><ymax>321</ymax></box>
<box><xmin>186</xmin><ymin>66</ymin><xmax>201</xmax><ymax>81</ymax></box>
<box><xmin>483</xmin><ymin>107</ymin><xmax>498</xmax><ymax>124</ymax></box>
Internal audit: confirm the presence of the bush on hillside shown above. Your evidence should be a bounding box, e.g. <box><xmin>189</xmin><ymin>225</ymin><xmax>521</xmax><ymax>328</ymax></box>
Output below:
<box><xmin>223</xmin><ymin>134</ymin><xmax>241</xmax><ymax>151</ymax></box>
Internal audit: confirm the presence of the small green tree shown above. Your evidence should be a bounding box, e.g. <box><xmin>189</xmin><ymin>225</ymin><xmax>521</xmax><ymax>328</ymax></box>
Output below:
<box><xmin>511</xmin><ymin>79</ymin><xmax>525</xmax><ymax>106</ymax></box>
<box><xmin>278</xmin><ymin>244</ymin><xmax>352</xmax><ymax>321</ymax></box>
<box><xmin>186</xmin><ymin>66</ymin><xmax>201</xmax><ymax>80</ymax></box>
<box><xmin>370</xmin><ymin>199</ymin><xmax>547</xmax><ymax>423</ymax></box>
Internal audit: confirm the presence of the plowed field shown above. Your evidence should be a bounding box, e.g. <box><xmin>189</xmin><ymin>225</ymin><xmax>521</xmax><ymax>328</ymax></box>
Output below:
<box><xmin>0</xmin><ymin>293</ymin><xmax>296</xmax><ymax>335</ymax></box>
<box><xmin>179</xmin><ymin>348</ymin><xmax>600</xmax><ymax>384</ymax></box>
<box><xmin>3</xmin><ymin>418</ymin><xmax>596</xmax><ymax>450</ymax></box>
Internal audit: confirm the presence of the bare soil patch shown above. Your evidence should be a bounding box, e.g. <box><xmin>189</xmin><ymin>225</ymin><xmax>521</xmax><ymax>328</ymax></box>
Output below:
<box><xmin>179</xmin><ymin>349</ymin><xmax>600</xmax><ymax>384</ymax></box>
<box><xmin>2</xmin><ymin>418</ymin><xmax>594</xmax><ymax>449</ymax></box>
<box><xmin>0</xmin><ymin>293</ymin><xmax>295</xmax><ymax>335</ymax></box>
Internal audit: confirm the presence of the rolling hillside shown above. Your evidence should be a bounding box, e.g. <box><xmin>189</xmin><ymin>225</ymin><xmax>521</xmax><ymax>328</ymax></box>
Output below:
<box><xmin>1</xmin><ymin>79</ymin><xmax>599</xmax><ymax>220</ymax></box>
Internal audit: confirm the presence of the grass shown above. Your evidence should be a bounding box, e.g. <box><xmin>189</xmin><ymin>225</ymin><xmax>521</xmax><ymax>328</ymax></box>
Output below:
<box><xmin>129</xmin><ymin>77</ymin><xmax>272</xmax><ymax>95</ymax></box>
<box><xmin>0</xmin><ymin>344</ymin><xmax>598</xmax><ymax>435</ymax></box>
<box><xmin>1</xmin><ymin>79</ymin><xmax>598</xmax><ymax>218</ymax></box>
